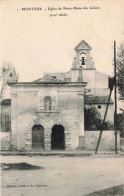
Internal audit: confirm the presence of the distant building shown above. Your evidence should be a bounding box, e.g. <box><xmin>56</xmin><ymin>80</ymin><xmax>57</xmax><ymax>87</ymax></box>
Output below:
<box><xmin>1</xmin><ymin>41</ymin><xmax>119</xmax><ymax>151</ymax></box>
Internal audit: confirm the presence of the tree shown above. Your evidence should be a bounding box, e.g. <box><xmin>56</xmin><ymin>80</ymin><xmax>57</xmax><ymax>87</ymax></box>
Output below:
<box><xmin>84</xmin><ymin>106</ymin><xmax>114</xmax><ymax>130</ymax></box>
<box><xmin>117</xmin><ymin>113</ymin><xmax>124</xmax><ymax>138</ymax></box>
<box><xmin>116</xmin><ymin>44</ymin><xmax>124</xmax><ymax>139</ymax></box>
<box><xmin>1</xmin><ymin>62</ymin><xmax>18</xmax><ymax>100</ymax></box>
<box><xmin>116</xmin><ymin>44</ymin><xmax>124</xmax><ymax>100</ymax></box>
<box><xmin>84</xmin><ymin>107</ymin><xmax>101</xmax><ymax>130</ymax></box>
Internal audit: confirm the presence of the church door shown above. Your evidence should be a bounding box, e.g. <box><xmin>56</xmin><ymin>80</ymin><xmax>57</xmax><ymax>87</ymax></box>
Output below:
<box><xmin>51</xmin><ymin>125</ymin><xmax>65</xmax><ymax>150</ymax></box>
<box><xmin>32</xmin><ymin>125</ymin><xmax>44</xmax><ymax>149</ymax></box>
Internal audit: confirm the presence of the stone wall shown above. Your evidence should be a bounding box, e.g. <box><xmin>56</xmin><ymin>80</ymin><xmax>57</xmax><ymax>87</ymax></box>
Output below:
<box><xmin>85</xmin><ymin>131</ymin><xmax>120</xmax><ymax>151</ymax></box>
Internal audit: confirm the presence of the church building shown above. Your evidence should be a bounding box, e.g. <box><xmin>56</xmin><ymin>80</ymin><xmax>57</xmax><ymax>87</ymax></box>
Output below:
<box><xmin>1</xmin><ymin>40</ymin><xmax>117</xmax><ymax>151</ymax></box>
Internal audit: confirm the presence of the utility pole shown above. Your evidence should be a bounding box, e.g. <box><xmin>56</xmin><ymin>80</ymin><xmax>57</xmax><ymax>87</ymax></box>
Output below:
<box><xmin>95</xmin><ymin>89</ymin><xmax>113</xmax><ymax>154</ymax></box>
<box><xmin>95</xmin><ymin>42</ymin><xmax>117</xmax><ymax>154</ymax></box>
<box><xmin>114</xmin><ymin>40</ymin><xmax>118</xmax><ymax>154</ymax></box>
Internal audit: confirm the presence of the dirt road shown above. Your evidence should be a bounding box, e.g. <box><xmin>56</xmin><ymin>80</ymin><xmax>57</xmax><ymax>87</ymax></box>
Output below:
<box><xmin>1</xmin><ymin>154</ymin><xmax>124</xmax><ymax>196</ymax></box>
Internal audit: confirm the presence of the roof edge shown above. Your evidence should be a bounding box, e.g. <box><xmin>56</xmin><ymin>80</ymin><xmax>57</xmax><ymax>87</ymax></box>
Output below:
<box><xmin>75</xmin><ymin>40</ymin><xmax>92</xmax><ymax>50</ymax></box>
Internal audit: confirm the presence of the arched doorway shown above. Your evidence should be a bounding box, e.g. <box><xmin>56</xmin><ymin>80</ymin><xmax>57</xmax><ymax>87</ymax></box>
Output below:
<box><xmin>51</xmin><ymin>125</ymin><xmax>65</xmax><ymax>150</ymax></box>
<box><xmin>32</xmin><ymin>125</ymin><xmax>44</xmax><ymax>149</ymax></box>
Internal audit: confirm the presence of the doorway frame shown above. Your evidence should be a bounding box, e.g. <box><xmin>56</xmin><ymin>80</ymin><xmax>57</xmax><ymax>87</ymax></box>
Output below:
<box><xmin>51</xmin><ymin>124</ymin><xmax>65</xmax><ymax>150</ymax></box>
<box><xmin>32</xmin><ymin>124</ymin><xmax>44</xmax><ymax>149</ymax></box>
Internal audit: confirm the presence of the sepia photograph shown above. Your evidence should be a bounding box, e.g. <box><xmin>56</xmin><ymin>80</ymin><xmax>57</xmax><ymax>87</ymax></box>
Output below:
<box><xmin>0</xmin><ymin>0</ymin><xmax>124</xmax><ymax>195</ymax></box>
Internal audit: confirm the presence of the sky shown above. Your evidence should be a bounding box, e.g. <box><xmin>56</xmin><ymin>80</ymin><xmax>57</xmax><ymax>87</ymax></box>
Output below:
<box><xmin>1</xmin><ymin>0</ymin><xmax>124</xmax><ymax>82</ymax></box>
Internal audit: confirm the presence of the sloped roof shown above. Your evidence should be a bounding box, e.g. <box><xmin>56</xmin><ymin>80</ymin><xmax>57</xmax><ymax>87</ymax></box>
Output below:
<box><xmin>1</xmin><ymin>99</ymin><xmax>11</xmax><ymax>105</ymax></box>
<box><xmin>85</xmin><ymin>96</ymin><xmax>113</xmax><ymax>104</ymax></box>
<box><xmin>32</xmin><ymin>75</ymin><xmax>64</xmax><ymax>83</ymax></box>
<box><xmin>75</xmin><ymin>40</ymin><xmax>92</xmax><ymax>50</ymax></box>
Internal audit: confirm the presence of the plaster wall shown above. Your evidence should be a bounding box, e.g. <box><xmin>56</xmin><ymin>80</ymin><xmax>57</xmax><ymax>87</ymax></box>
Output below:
<box><xmin>120</xmin><ymin>138</ymin><xmax>124</xmax><ymax>152</ymax></box>
<box><xmin>11</xmin><ymin>84</ymin><xmax>85</xmax><ymax>151</ymax></box>
<box><xmin>85</xmin><ymin>131</ymin><xmax>120</xmax><ymax>151</ymax></box>
<box><xmin>0</xmin><ymin>132</ymin><xmax>11</xmax><ymax>150</ymax></box>
<box><xmin>58</xmin><ymin>90</ymin><xmax>79</xmax><ymax>149</ymax></box>
<box><xmin>95</xmin><ymin>71</ymin><xmax>109</xmax><ymax>88</ymax></box>
<box><xmin>86</xmin><ymin>88</ymin><xmax>110</xmax><ymax>96</ymax></box>
<box><xmin>82</xmin><ymin>70</ymin><xmax>95</xmax><ymax>88</ymax></box>
<box><xmin>16</xmin><ymin>91</ymin><xmax>38</xmax><ymax>150</ymax></box>
<box><xmin>71</xmin><ymin>69</ymin><xmax>96</xmax><ymax>89</ymax></box>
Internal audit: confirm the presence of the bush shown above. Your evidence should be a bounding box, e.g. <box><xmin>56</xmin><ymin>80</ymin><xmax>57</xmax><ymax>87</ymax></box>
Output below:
<box><xmin>84</xmin><ymin>106</ymin><xmax>114</xmax><ymax>130</ymax></box>
<box><xmin>117</xmin><ymin>112</ymin><xmax>124</xmax><ymax>137</ymax></box>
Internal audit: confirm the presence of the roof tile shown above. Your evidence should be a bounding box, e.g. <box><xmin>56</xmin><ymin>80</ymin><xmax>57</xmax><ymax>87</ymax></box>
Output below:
<box><xmin>85</xmin><ymin>96</ymin><xmax>113</xmax><ymax>104</ymax></box>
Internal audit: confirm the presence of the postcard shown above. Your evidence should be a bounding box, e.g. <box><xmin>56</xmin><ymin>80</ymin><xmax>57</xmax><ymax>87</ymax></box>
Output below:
<box><xmin>1</xmin><ymin>0</ymin><xmax>124</xmax><ymax>196</ymax></box>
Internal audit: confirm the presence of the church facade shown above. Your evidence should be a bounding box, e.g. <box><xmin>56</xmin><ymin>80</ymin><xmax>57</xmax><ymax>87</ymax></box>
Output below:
<box><xmin>1</xmin><ymin>40</ymin><xmax>117</xmax><ymax>151</ymax></box>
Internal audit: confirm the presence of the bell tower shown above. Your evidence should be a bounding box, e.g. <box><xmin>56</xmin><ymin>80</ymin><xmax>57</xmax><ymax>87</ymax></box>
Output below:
<box><xmin>72</xmin><ymin>40</ymin><xmax>95</xmax><ymax>69</ymax></box>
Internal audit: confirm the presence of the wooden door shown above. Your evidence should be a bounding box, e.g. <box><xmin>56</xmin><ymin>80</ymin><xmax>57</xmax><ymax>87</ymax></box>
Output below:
<box><xmin>32</xmin><ymin>125</ymin><xmax>44</xmax><ymax>149</ymax></box>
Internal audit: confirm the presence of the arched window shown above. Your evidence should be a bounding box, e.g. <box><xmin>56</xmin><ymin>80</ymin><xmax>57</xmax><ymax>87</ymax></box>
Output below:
<box><xmin>44</xmin><ymin>96</ymin><xmax>52</xmax><ymax>111</ymax></box>
<box><xmin>80</xmin><ymin>53</ymin><xmax>86</xmax><ymax>66</ymax></box>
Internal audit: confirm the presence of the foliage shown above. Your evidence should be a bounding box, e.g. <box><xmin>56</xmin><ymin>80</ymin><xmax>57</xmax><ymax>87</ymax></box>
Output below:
<box><xmin>84</xmin><ymin>107</ymin><xmax>101</xmax><ymax>130</ymax></box>
<box><xmin>1</xmin><ymin>62</ymin><xmax>18</xmax><ymax>83</ymax></box>
<box><xmin>116</xmin><ymin>44</ymin><xmax>124</xmax><ymax>100</ymax></box>
<box><xmin>117</xmin><ymin>112</ymin><xmax>124</xmax><ymax>138</ymax></box>
<box><xmin>84</xmin><ymin>106</ymin><xmax>114</xmax><ymax>130</ymax></box>
<box><xmin>86</xmin><ymin>184</ymin><xmax>124</xmax><ymax>196</ymax></box>
<box><xmin>1</xmin><ymin>62</ymin><xmax>18</xmax><ymax>100</ymax></box>
<box><xmin>98</xmin><ymin>120</ymin><xmax>114</xmax><ymax>130</ymax></box>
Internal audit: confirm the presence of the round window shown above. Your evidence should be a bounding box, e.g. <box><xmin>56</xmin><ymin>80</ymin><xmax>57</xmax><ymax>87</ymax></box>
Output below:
<box><xmin>98</xmin><ymin>105</ymin><xmax>101</xmax><ymax>109</ymax></box>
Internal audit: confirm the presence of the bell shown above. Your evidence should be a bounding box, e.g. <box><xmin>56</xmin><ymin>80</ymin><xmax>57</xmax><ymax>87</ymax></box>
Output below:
<box><xmin>81</xmin><ymin>57</ymin><xmax>85</xmax><ymax>65</ymax></box>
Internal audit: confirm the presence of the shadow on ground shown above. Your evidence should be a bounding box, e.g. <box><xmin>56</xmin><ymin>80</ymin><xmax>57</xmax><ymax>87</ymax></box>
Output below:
<box><xmin>85</xmin><ymin>184</ymin><xmax>124</xmax><ymax>196</ymax></box>
<box><xmin>0</xmin><ymin>162</ymin><xmax>43</xmax><ymax>170</ymax></box>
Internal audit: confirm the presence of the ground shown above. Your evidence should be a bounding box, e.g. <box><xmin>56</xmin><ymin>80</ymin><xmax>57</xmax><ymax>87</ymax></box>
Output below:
<box><xmin>0</xmin><ymin>154</ymin><xmax>124</xmax><ymax>196</ymax></box>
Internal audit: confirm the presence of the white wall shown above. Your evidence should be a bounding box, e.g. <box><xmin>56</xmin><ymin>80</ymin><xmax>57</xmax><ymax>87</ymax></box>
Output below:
<box><xmin>85</xmin><ymin>131</ymin><xmax>120</xmax><ymax>151</ymax></box>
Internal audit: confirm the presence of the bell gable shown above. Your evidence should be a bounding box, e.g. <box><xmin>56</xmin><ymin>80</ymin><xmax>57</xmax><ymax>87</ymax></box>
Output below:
<box><xmin>75</xmin><ymin>40</ymin><xmax>92</xmax><ymax>51</ymax></box>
